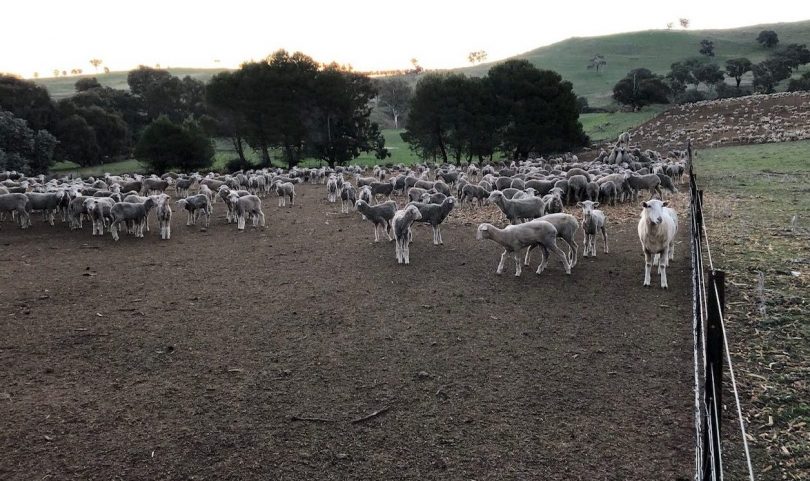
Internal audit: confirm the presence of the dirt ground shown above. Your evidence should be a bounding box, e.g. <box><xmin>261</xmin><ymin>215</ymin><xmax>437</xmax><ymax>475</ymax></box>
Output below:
<box><xmin>1</xmin><ymin>184</ymin><xmax>694</xmax><ymax>480</ymax></box>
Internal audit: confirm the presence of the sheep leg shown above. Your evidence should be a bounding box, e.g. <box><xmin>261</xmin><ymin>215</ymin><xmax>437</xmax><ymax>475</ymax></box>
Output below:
<box><xmin>432</xmin><ymin>225</ymin><xmax>439</xmax><ymax>245</ymax></box>
<box><xmin>524</xmin><ymin>245</ymin><xmax>534</xmax><ymax>266</ymax></box>
<box><xmin>669</xmin><ymin>239</ymin><xmax>675</xmax><ymax>260</ymax></box>
<box><xmin>643</xmin><ymin>250</ymin><xmax>653</xmax><ymax>286</ymax></box>
<box><xmin>385</xmin><ymin>221</ymin><xmax>393</xmax><ymax>242</ymax></box>
<box><xmin>536</xmin><ymin>246</ymin><xmax>549</xmax><ymax>274</ymax></box>
<box><xmin>259</xmin><ymin>212</ymin><xmax>265</xmax><ymax>227</ymax></box>
<box><xmin>513</xmin><ymin>252</ymin><xmax>522</xmax><ymax>276</ymax></box>
<box><xmin>373</xmin><ymin>224</ymin><xmax>380</xmax><ymax>242</ymax></box>
<box><xmin>497</xmin><ymin>250</ymin><xmax>508</xmax><ymax>275</ymax></box>
<box><xmin>660</xmin><ymin>247</ymin><xmax>670</xmax><ymax>289</ymax></box>
<box><xmin>582</xmin><ymin>231</ymin><xmax>589</xmax><ymax>257</ymax></box>
<box><xmin>602</xmin><ymin>227</ymin><xmax>609</xmax><ymax>254</ymax></box>
<box><xmin>551</xmin><ymin>242</ymin><xmax>572</xmax><ymax>274</ymax></box>
<box><xmin>567</xmin><ymin>238</ymin><xmax>579</xmax><ymax>267</ymax></box>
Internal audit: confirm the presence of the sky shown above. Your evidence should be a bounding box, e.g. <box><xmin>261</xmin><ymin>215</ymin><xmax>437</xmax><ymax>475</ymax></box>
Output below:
<box><xmin>3</xmin><ymin>0</ymin><xmax>810</xmax><ymax>77</ymax></box>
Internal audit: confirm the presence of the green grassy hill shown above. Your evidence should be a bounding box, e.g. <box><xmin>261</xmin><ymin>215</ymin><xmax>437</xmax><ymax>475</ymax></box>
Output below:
<box><xmin>459</xmin><ymin>19</ymin><xmax>810</xmax><ymax>106</ymax></box>
<box><xmin>33</xmin><ymin>68</ymin><xmax>227</xmax><ymax>99</ymax></box>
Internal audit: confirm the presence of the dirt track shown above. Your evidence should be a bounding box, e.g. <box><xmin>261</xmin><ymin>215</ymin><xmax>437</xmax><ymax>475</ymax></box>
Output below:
<box><xmin>1</xmin><ymin>184</ymin><xmax>694</xmax><ymax>480</ymax></box>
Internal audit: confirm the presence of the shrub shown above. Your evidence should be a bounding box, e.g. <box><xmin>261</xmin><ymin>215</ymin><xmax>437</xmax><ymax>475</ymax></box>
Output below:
<box><xmin>135</xmin><ymin>116</ymin><xmax>213</xmax><ymax>173</ymax></box>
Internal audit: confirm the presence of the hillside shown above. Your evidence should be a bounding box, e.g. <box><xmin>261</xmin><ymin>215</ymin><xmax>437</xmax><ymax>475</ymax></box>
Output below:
<box><xmin>33</xmin><ymin>68</ymin><xmax>227</xmax><ymax>99</ymax></box>
<box><xmin>459</xmin><ymin>19</ymin><xmax>810</xmax><ymax>106</ymax></box>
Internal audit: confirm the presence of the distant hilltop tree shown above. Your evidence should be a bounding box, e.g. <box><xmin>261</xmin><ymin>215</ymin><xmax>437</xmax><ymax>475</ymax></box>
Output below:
<box><xmin>467</xmin><ymin>50</ymin><xmax>488</xmax><ymax>65</ymax></box>
<box><xmin>699</xmin><ymin>39</ymin><xmax>715</xmax><ymax>57</ymax></box>
<box><xmin>587</xmin><ymin>54</ymin><xmax>607</xmax><ymax>72</ymax></box>
<box><xmin>89</xmin><ymin>58</ymin><xmax>103</xmax><ymax>71</ymax></box>
<box><xmin>757</xmin><ymin>30</ymin><xmax>779</xmax><ymax>49</ymax></box>
<box><xmin>679</xmin><ymin>18</ymin><xmax>690</xmax><ymax>29</ymax></box>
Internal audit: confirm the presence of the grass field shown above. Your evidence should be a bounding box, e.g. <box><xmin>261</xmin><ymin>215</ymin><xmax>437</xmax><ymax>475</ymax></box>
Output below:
<box><xmin>695</xmin><ymin>141</ymin><xmax>810</xmax><ymax>480</ymax></box>
<box><xmin>579</xmin><ymin>105</ymin><xmax>667</xmax><ymax>143</ymax></box>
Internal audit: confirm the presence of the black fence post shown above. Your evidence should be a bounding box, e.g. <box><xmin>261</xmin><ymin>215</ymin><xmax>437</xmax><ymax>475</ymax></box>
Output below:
<box><xmin>705</xmin><ymin>269</ymin><xmax>725</xmax><ymax>479</ymax></box>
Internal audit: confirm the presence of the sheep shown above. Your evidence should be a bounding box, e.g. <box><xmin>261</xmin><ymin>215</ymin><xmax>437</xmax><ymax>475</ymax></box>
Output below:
<box><xmin>340</xmin><ymin>183</ymin><xmax>357</xmax><ymax>213</ymax></box>
<box><xmin>109</xmin><ymin>198</ymin><xmax>156</xmax><ymax>241</ymax></box>
<box><xmin>566</xmin><ymin>168</ymin><xmax>592</xmax><ymax>182</ymax></box>
<box><xmin>585</xmin><ymin>181</ymin><xmax>600</xmax><ymax>201</ymax></box>
<box><xmin>407</xmin><ymin>197</ymin><xmax>455</xmax><ymax>245</ymax></box>
<box><xmin>541</xmin><ymin>188</ymin><xmax>564</xmax><ymax>215</ymax></box>
<box><xmin>357</xmin><ymin>185</ymin><xmax>373</xmax><ymax>207</ymax></box>
<box><xmin>155</xmin><ymin>194</ymin><xmax>172</xmax><ymax>240</ymax></box>
<box><xmin>142</xmin><ymin>177</ymin><xmax>172</xmax><ymax>195</ymax></box>
<box><xmin>460</xmin><ymin>184</ymin><xmax>489</xmax><ymax>208</ymax></box>
<box><xmin>637</xmin><ymin>199</ymin><xmax>678</xmax><ymax>288</ymax></box>
<box><xmin>175</xmin><ymin>177</ymin><xmax>196</xmax><ymax>198</ymax></box>
<box><xmin>656</xmin><ymin>173</ymin><xmax>679</xmax><ymax>198</ymax></box>
<box><xmin>488</xmin><ymin>190</ymin><xmax>546</xmax><ymax>224</ymax></box>
<box><xmin>523</xmin><ymin>212</ymin><xmax>579</xmax><ymax>268</ymax></box>
<box><xmin>85</xmin><ymin>197</ymin><xmax>116</xmax><ymax>236</ymax></box>
<box><xmin>393</xmin><ymin>204</ymin><xmax>422</xmax><ymax>265</ymax></box>
<box><xmin>67</xmin><ymin>194</ymin><xmax>88</xmax><ymax>229</ymax></box>
<box><xmin>326</xmin><ymin>176</ymin><xmax>339</xmax><ymax>203</ymax></box>
<box><xmin>176</xmin><ymin>194</ymin><xmax>212</xmax><ymax>227</ymax></box>
<box><xmin>420</xmin><ymin>191</ymin><xmax>447</xmax><ymax>204</ymax></box>
<box><xmin>407</xmin><ymin>187</ymin><xmax>429</xmax><ymax>203</ymax></box>
<box><xmin>577</xmin><ymin>201</ymin><xmax>608</xmax><ymax>257</ymax></box>
<box><xmin>599</xmin><ymin>181</ymin><xmax>618</xmax><ymax>206</ymax></box>
<box><xmin>627</xmin><ymin>174</ymin><xmax>663</xmax><ymax>201</ymax></box>
<box><xmin>500</xmin><ymin>188</ymin><xmax>523</xmax><ymax>199</ymax></box>
<box><xmin>355</xmin><ymin>199</ymin><xmax>396</xmax><ymax>242</ymax></box>
<box><xmin>525</xmin><ymin>179</ymin><xmax>555</xmax><ymax>196</ymax></box>
<box><xmin>566</xmin><ymin>174</ymin><xmax>589</xmax><ymax>204</ymax></box>
<box><xmin>369</xmin><ymin>181</ymin><xmax>394</xmax><ymax>201</ymax></box>
<box><xmin>275</xmin><ymin>181</ymin><xmax>295</xmax><ymax>207</ymax></box>
<box><xmin>24</xmin><ymin>192</ymin><xmax>63</xmax><ymax>225</ymax></box>
<box><xmin>0</xmin><ymin>193</ymin><xmax>32</xmax><ymax>229</ymax></box>
<box><xmin>229</xmin><ymin>194</ymin><xmax>266</xmax><ymax>230</ymax></box>
<box><xmin>476</xmin><ymin>220</ymin><xmax>571</xmax><ymax>276</ymax></box>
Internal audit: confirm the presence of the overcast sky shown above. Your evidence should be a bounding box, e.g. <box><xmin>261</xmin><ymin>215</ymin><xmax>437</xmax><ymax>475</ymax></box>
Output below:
<box><xmin>3</xmin><ymin>0</ymin><xmax>810</xmax><ymax>77</ymax></box>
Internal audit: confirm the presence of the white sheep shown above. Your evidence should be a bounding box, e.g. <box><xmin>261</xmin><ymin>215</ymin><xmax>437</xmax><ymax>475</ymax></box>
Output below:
<box><xmin>577</xmin><ymin>201</ymin><xmax>608</xmax><ymax>257</ymax></box>
<box><xmin>637</xmin><ymin>199</ymin><xmax>678</xmax><ymax>288</ymax></box>
<box><xmin>393</xmin><ymin>204</ymin><xmax>422</xmax><ymax>265</ymax></box>
<box><xmin>477</xmin><ymin>220</ymin><xmax>571</xmax><ymax>276</ymax></box>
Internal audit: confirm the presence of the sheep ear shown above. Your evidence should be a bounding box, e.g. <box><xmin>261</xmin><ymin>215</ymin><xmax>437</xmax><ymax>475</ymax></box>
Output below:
<box><xmin>480</xmin><ymin>225</ymin><xmax>488</xmax><ymax>231</ymax></box>
<box><xmin>641</xmin><ymin>201</ymin><xmax>649</xmax><ymax>208</ymax></box>
<box><xmin>662</xmin><ymin>201</ymin><xmax>669</xmax><ymax>207</ymax></box>
<box><xmin>576</xmin><ymin>202</ymin><xmax>582</xmax><ymax>207</ymax></box>
<box><xmin>593</xmin><ymin>202</ymin><xmax>600</xmax><ymax>208</ymax></box>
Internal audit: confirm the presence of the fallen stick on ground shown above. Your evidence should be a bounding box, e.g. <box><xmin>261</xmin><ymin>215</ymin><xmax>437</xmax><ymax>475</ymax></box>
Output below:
<box><xmin>352</xmin><ymin>406</ymin><xmax>391</xmax><ymax>424</ymax></box>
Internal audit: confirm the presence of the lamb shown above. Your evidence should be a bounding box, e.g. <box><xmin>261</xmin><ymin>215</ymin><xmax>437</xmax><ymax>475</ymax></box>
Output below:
<box><xmin>275</xmin><ymin>181</ymin><xmax>295</xmax><ymax>207</ymax></box>
<box><xmin>109</xmin><ymin>198</ymin><xmax>156</xmax><ymax>241</ymax></box>
<box><xmin>407</xmin><ymin>187</ymin><xmax>429</xmax><ymax>203</ymax></box>
<box><xmin>85</xmin><ymin>197</ymin><xmax>116</xmax><ymax>236</ymax></box>
<box><xmin>476</xmin><ymin>220</ymin><xmax>571</xmax><ymax>276</ymax></box>
<box><xmin>142</xmin><ymin>177</ymin><xmax>172</xmax><ymax>195</ymax></box>
<box><xmin>488</xmin><ymin>190</ymin><xmax>546</xmax><ymax>224</ymax></box>
<box><xmin>407</xmin><ymin>197</ymin><xmax>455</xmax><ymax>245</ymax></box>
<box><xmin>525</xmin><ymin>179</ymin><xmax>556</xmax><ymax>196</ymax></box>
<box><xmin>0</xmin><ymin>193</ymin><xmax>32</xmax><ymax>229</ymax></box>
<box><xmin>176</xmin><ymin>194</ymin><xmax>212</xmax><ymax>227</ymax></box>
<box><xmin>357</xmin><ymin>185</ymin><xmax>373</xmax><ymax>206</ymax></box>
<box><xmin>566</xmin><ymin>174</ymin><xmax>589</xmax><ymax>204</ymax></box>
<box><xmin>577</xmin><ymin>201</ymin><xmax>608</xmax><ymax>257</ymax></box>
<box><xmin>155</xmin><ymin>194</ymin><xmax>172</xmax><ymax>240</ymax></box>
<box><xmin>392</xmin><ymin>204</ymin><xmax>422</xmax><ymax>265</ymax></box>
<box><xmin>355</xmin><ymin>199</ymin><xmax>396</xmax><ymax>242</ymax></box>
<box><xmin>541</xmin><ymin>188</ymin><xmax>564</xmax><ymax>214</ymax></box>
<box><xmin>175</xmin><ymin>177</ymin><xmax>196</xmax><ymax>198</ymax></box>
<box><xmin>656</xmin><ymin>173</ymin><xmax>679</xmax><ymax>198</ymax></box>
<box><xmin>627</xmin><ymin>174</ymin><xmax>663</xmax><ymax>201</ymax></box>
<box><xmin>229</xmin><ymin>194</ymin><xmax>266</xmax><ymax>230</ymax></box>
<box><xmin>585</xmin><ymin>181</ymin><xmax>600</xmax><ymax>202</ymax></box>
<box><xmin>67</xmin><ymin>194</ymin><xmax>88</xmax><ymax>229</ymax></box>
<box><xmin>637</xmin><ymin>199</ymin><xmax>678</xmax><ymax>288</ymax></box>
<box><xmin>340</xmin><ymin>183</ymin><xmax>357</xmax><ymax>213</ymax></box>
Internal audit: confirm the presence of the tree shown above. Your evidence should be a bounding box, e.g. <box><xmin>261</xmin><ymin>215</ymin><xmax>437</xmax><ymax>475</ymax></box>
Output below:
<box><xmin>33</xmin><ymin>72</ymin><xmax>39</xmax><ymax>79</ymax></box>
<box><xmin>668</xmin><ymin>61</ymin><xmax>697</xmax><ymax>88</ymax></box>
<box><xmin>679</xmin><ymin>18</ymin><xmax>690</xmax><ymax>29</ymax></box>
<box><xmin>693</xmin><ymin>63</ymin><xmax>725</xmax><ymax>89</ymax></box>
<box><xmin>0</xmin><ymin>109</ymin><xmax>56</xmax><ymax>174</ymax></box>
<box><xmin>0</xmin><ymin>74</ymin><xmax>57</xmax><ymax>132</ymax></box>
<box><xmin>699</xmin><ymin>39</ymin><xmax>715</xmax><ymax>57</ymax></box>
<box><xmin>787</xmin><ymin>72</ymin><xmax>810</xmax><ymax>92</ymax></box>
<box><xmin>467</xmin><ymin>50</ymin><xmax>488</xmax><ymax>65</ymax></box>
<box><xmin>376</xmin><ymin>78</ymin><xmax>412</xmax><ymax>128</ymax></box>
<box><xmin>772</xmin><ymin>44</ymin><xmax>810</xmax><ymax>71</ymax></box>
<box><xmin>725</xmin><ymin>58</ymin><xmax>752</xmax><ymax>88</ymax></box>
<box><xmin>401</xmin><ymin>74</ymin><xmax>452</xmax><ymax>162</ymax></box>
<box><xmin>103</xmin><ymin>67</ymin><xmax>110</xmax><ymax>74</ymax></box>
<box><xmin>667</xmin><ymin>22</ymin><xmax>673</xmax><ymax>30</ymax></box>
<box><xmin>75</xmin><ymin>77</ymin><xmax>101</xmax><ymax>92</ymax></box>
<box><xmin>89</xmin><ymin>58</ymin><xmax>103</xmax><ymax>72</ymax></box>
<box><xmin>306</xmin><ymin>64</ymin><xmax>386</xmax><ymax>167</ymax></box>
<box><xmin>135</xmin><ymin>116</ymin><xmax>213</xmax><ymax>172</ymax></box>
<box><xmin>752</xmin><ymin>59</ymin><xmax>791</xmax><ymax>93</ymax></box>
<box><xmin>53</xmin><ymin>69</ymin><xmax>60</xmax><ymax>77</ymax></box>
<box><xmin>587</xmin><ymin>55</ymin><xmax>607</xmax><ymax>72</ymax></box>
<box><xmin>127</xmin><ymin>66</ymin><xmax>206</xmax><ymax>123</ymax></box>
<box><xmin>757</xmin><ymin>30</ymin><xmax>779</xmax><ymax>49</ymax></box>
<box><xmin>409</xmin><ymin>58</ymin><xmax>423</xmax><ymax>75</ymax></box>
<box><xmin>613</xmin><ymin>68</ymin><xmax>671</xmax><ymax>109</ymax></box>
<box><xmin>576</xmin><ymin>96</ymin><xmax>590</xmax><ymax>113</ymax></box>
<box><xmin>488</xmin><ymin>60</ymin><xmax>587</xmax><ymax>158</ymax></box>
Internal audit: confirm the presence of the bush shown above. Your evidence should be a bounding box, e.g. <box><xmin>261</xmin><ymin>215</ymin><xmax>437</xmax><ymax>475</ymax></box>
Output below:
<box><xmin>787</xmin><ymin>72</ymin><xmax>810</xmax><ymax>92</ymax></box>
<box><xmin>715</xmin><ymin>83</ymin><xmax>753</xmax><ymax>99</ymax></box>
<box><xmin>135</xmin><ymin>116</ymin><xmax>213</xmax><ymax>173</ymax></box>
<box><xmin>224</xmin><ymin>157</ymin><xmax>256</xmax><ymax>173</ymax></box>
<box><xmin>676</xmin><ymin>89</ymin><xmax>707</xmax><ymax>104</ymax></box>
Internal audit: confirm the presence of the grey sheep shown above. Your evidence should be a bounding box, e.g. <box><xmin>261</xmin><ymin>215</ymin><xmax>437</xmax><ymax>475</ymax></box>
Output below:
<box><xmin>627</xmin><ymin>174</ymin><xmax>663</xmax><ymax>201</ymax></box>
<box><xmin>408</xmin><ymin>197</ymin><xmax>455</xmax><ymax>245</ymax></box>
<box><xmin>355</xmin><ymin>199</ymin><xmax>396</xmax><ymax>242</ymax></box>
<box><xmin>488</xmin><ymin>190</ymin><xmax>546</xmax><ymax>224</ymax></box>
<box><xmin>460</xmin><ymin>184</ymin><xmax>490</xmax><ymax>208</ymax></box>
<box><xmin>476</xmin><ymin>220</ymin><xmax>571</xmax><ymax>276</ymax></box>
<box><xmin>0</xmin><ymin>193</ymin><xmax>32</xmax><ymax>229</ymax></box>
<box><xmin>109</xmin><ymin>198</ymin><xmax>156</xmax><ymax>241</ymax></box>
<box><xmin>393</xmin><ymin>204</ymin><xmax>422</xmax><ymax>265</ymax></box>
<box><xmin>577</xmin><ymin>201</ymin><xmax>608</xmax><ymax>257</ymax></box>
<box><xmin>176</xmin><ymin>194</ymin><xmax>212</xmax><ymax>227</ymax></box>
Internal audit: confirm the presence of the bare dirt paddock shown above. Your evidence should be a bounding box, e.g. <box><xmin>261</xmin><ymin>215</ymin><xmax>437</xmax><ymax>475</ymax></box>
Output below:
<box><xmin>1</xmin><ymin>184</ymin><xmax>694</xmax><ymax>480</ymax></box>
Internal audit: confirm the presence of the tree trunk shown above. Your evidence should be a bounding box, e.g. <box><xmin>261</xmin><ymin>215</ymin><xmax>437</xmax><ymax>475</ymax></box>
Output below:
<box><xmin>435</xmin><ymin>127</ymin><xmax>448</xmax><ymax>163</ymax></box>
<box><xmin>258</xmin><ymin>137</ymin><xmax>271</xmax><ymax>165</ymax></box>
<box><xmin>735</xmin><ymin>77</ymin><xmax>742</xmax><ymax>88</ymax></box>
<box><xmin>232</xmin><ymin>136</ymin><xmax>246</xmax><ymax>163</ymax></box>
<box><xmin>393</xmin><ymin>113</ymin><xmax>399</xmax><ymax>129</ymax></box>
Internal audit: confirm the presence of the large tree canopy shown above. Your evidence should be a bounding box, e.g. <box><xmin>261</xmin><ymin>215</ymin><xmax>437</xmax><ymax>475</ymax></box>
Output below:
<box><xmin>613</xmin><ymin>68</ymin><xmax>671</xmax><ymax>109</ymax></box>
<box><xmin>135</xmin><ymin>116</ymin><xmax>213</xmax><ymax>173</ymax></box>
